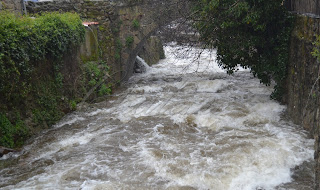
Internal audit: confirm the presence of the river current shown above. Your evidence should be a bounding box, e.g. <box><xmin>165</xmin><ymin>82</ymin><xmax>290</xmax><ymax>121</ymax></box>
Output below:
<box><xmin>0</xmin><ymin>46</ymin><xmax>315</xmax><ymax>190</ymax></box>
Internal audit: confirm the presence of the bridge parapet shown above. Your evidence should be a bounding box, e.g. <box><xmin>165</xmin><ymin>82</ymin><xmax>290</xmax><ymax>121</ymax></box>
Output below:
<box><xmin>25</xmin><ymin>0</ymin><xmax>186</xmax><ymax>80</ymax></box>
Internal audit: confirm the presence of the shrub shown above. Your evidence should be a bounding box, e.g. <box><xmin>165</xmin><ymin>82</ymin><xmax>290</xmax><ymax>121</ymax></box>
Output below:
<box><xmin>192</xmin><ymin>0</ymin><xmax>295</xmax><ymax>100</ymax></box>
<box><xmin>0</xmin><ymin>113</ymin><xmax>29</xmax><ymax>148</ymax></box>
<box><xmin>0</xmin><ymin>12</ymin><xmax>85</xmax><ymax>147</ymax></box>
<box><xmin>0</xmin><ymin>11</ymin><xmax>85</xmax><ymax>104</ymax></box>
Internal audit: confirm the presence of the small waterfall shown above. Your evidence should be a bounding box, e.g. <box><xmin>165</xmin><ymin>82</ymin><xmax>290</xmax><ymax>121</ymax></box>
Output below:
<box><xmin>134</xmin><ymin>56</ymin><xmax>150</xmax><ymax>73</ymax></box>
<box><xmin>84</xmin><ymin>25</ymin><xmax>102</xmax><ymax>57</ymax></box>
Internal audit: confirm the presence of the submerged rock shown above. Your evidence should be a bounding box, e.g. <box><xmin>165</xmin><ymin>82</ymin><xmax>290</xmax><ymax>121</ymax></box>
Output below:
<box><xmin>0</xmin><ymin>146</ymin><xmax>17</xmax><ymax>157</ymax></box>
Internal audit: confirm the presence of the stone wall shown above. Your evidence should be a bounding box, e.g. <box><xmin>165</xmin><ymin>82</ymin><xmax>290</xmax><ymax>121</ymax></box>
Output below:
<box><xmin>1</xmin><ymin>0</ymin><xmax>22</xmax><ymax>14</ymax></box>
<box><xmin>285</xmin><ymin>0</ymin><xmax>320</xmax><ymax>16</ymax></box>
<box><xmin>286</xmin><ymin>15</ymin><xmax>320</xmax><ymax>189</ymax></box>
<box><xmin>138</xmin><ymin>36</ymin><xmax>165</xmax><ymax>66</ymax></box>
<box><xmin>27</xmin><ymin>0</ymin><xmax>122</xmax><ymax>80</ymax></box>
<box><xmin>25</xmin><ymin>0</ymin><xmax>177</xmax><ymax>81</ymax></box>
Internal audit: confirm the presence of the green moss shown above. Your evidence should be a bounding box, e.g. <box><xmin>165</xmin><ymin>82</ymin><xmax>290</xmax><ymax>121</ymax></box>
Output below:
<box><xmin>115</xmin><ymin>53</ymin><xmax>121</xmax><ymax>61</ymax></box>
<box><xmin>31</xmin><ymin>77</ymin><xmax>65</xmax><ymax>128</ymax></box>
<box><xmin>86</xmin><ymin>10</ymin><xmax>101</xmax><ymax>18</ymax></box>
<box><xmin>132</xmin><ymin>19</ymin><xmax>140</xmax><ymax>29</ymax></box>
<box><xmin>126</xmin><ymin>36</ymin><xmax>134</xmax><ymax>48</ymax></box>
<box><xmin>114</xmin><ymin>38</ymin><xmax>123</xmax><ymax>61</ymax></box>
<box><xmin>0</xmin><ymin>12</ymin><xmax>85</xmax><ymax>103</ymax></box>
<box><xmin>80</xmin><ymin>26</ymin><xmax>100</xmax><ymax>62</ymax></box>
<box><xmin>99</xmin><ymin>25</ymin><xmax>106</xmax><ymax>31</ymax></box>
<box><xmin>312</xmin><ymin>34</ymin><xmax>320</xmax><ymax>62</ymax></box>
<box><xmin>83</xmin><ymin>0</ymin><xmax>94</xmax><ymax>6</ymax></box>
<box><xmin>295</xmin><ymin>16</ymin><xmax>315</xmax><ymax>42</ymax></box>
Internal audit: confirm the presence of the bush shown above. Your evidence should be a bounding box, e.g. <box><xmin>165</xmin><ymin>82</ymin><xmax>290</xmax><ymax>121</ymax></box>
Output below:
<box><xmin>84</xmin><ymin>61</ymin><xmax>112</xmax><ymax>96</ymax></box>
<box><xmin>0</xmin><ymin>12</ymin><xmax>85</xmax><ymax>104</ymax></box>
<box><xmin>0</xmin><ymin>12</ymin><xmax>85</xmax><ymax>147</ymax></box>
<box><xmin>192</xmin><ymin>0</ymin><xmax>294</xmax><ymax>100</ymax></box>
<box><xmin>0</xmin><ymin>113</ymin><xmax>29</xmax><ymax>148</ymax></box>
<box><xmin>98</xmin><ymin>83</ymin><xmax>112</xmax><ymax>96</ymax></box>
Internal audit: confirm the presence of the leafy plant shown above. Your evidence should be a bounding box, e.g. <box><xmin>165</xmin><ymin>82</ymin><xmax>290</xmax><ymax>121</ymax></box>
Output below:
<box><xmin>0</xmin><ymin>113</ymin><xmax>29</xmax><ymax>148</ymax></box>
<box><xmin>0</xmin><ymin>11</ymin><xmax>85</xmax><ymax>104</ymax></box>
<box><xmin>84</xmin><ymin>61</ymin><xmax>112</xmax><ymax>96</ymax></box>
<box><xmin>126</xmin><ymin>36</ymin><xmax>134</xmax><ymax>48</ymax></box>
<box><xmin>192</xmin><ymin>0</ymin><xmax>294</xmax><ymax>100</ymax></box>
<box><xmin>132</xmin><ymin>19</ymin><xmax>140</xmax><ymax>29</ymax></box>
<box><xmin>0</xmin><ymin>12</ymin><xmax>85</xmax><ymax>147</ymax></box>
<box><xmin>312</xmin><ymin>35</ymin><xmax>320</xmax><ymax>62</ymax></box>
<box><xmin>98</xmin><ymin>83</ymin><xmax>112</xmax><ymax>96</ymax></box>
<box><xmin>69</xmin><ymin>100</ymin><xmax>77</xmax><ymax>110</ymax></box>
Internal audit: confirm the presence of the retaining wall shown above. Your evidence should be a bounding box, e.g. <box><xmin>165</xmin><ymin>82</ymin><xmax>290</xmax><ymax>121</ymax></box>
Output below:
<box><xmin>286</xmin><ymin>15</ymin><xmax>320</xmax><ymax>189</ymax></box>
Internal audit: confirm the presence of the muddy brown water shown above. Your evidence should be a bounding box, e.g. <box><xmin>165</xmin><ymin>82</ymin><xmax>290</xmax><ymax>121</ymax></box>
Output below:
<box><xmin>0</xmin><ymin>46</ymin><xmax>315</xmax><ymax>190</ymax></box>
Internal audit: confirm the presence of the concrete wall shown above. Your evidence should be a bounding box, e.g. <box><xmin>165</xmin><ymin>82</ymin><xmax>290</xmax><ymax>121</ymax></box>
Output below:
<box><xmin>286</xmin><ymin>15</ymin><xmax>320</xmax><ymax>189</ymax></box>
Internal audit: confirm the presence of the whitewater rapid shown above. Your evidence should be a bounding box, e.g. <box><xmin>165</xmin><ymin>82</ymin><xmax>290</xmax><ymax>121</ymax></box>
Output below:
<box><xmin>0</xmin><ymin>46</ymin><xmax>314</xmax><ymax>190</ymax></box>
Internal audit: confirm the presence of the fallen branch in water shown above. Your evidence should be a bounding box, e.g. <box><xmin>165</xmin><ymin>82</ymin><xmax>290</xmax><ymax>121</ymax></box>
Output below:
<box><xmin>80</xmin><ymin>73</ymin><xmax>111</xmax><ymax>104</ymax></box>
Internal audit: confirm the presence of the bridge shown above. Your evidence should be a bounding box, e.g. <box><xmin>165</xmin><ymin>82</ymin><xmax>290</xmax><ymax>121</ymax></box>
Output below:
<box><xmin>22</xmin><ymin>0</ymin><xmax>190</xmax><ymax>81</ymax></box>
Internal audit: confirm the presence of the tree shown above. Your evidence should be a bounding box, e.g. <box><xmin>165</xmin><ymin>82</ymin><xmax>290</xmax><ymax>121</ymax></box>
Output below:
<box><xmin>191</xmin><ymin>0</ymin><xmax>294</xmax><ymax>100</ymax></box>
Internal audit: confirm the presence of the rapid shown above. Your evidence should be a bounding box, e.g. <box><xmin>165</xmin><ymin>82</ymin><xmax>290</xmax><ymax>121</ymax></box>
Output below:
<box><xmin>0</xmin><ymin>45</ymin><xmax>315</xmax><ymax>190</ymax></box>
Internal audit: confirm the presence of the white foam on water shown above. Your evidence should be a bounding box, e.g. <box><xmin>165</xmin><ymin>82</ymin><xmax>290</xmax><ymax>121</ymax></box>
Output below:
<box><xmin>53</xmin><ymin>115</ymin><xmax>85</xmax><ymax>128</ymax></box>
<box><xmin>129</xmin><ymin>85</ymin><xmax>163</xmax><ymax>93</ymax></box>
<box><xmin>0</xmin><ymin>45</ymin><xmax>314</xmax><ymax>190</ymax></box>
<box><xmin>196</xmin><ymin>79</ymin><xmax>228</xmax><ymax>93</ymax></box>
<box><xmin>136</xmin><ymin>55</ymin><xmax>150</xmax><ymax>72</ymax></box>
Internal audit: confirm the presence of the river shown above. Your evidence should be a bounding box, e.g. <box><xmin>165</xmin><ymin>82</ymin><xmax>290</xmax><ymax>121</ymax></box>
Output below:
<box><xmin>0</xmin><ymin>45</ymin><xmax>315</xmax><ymax>190</ymax></box>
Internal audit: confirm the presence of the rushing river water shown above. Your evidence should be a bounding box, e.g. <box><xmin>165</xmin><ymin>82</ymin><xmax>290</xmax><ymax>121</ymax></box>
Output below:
<box><xmin>0</xmin><ymin>46</ymin><xmax>315</xmax><ymax>190</ymax></box>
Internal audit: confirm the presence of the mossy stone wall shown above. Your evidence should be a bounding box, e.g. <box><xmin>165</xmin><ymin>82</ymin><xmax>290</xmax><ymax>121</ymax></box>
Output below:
<box><xmin>285</xmin><ymin>0</ymin><xmax>320</xmax><ymax>15</ymax></box>
<box><xmin>0</xmin><ymin>0</ymin><xmax>22</xmax><ymax>15</ymax></box>
<box><xmin>26</xmin><ymin>0</ymin><xmax>167</xmax><ymax>81</ymax></box>
<box><xmin>286</xmin><ymin>15</ymin><xmax>320</xmax><ymax>189</ymax></box>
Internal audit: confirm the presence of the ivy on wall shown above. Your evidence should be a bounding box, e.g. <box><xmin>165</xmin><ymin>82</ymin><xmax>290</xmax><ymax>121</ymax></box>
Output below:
<box><xmin>0</xmin><ymin>12</ymin><xmax>85</xmax><ymax>148</ymax></box>
<box><xmin>312</xmin><ymin>35</ymin><xmax>320</xmax><ymax>62</ymax></box>
<box><xmin>0</xmin><ymin>12</ymin><xmax>85</xmax><ymax>104</ymax></box>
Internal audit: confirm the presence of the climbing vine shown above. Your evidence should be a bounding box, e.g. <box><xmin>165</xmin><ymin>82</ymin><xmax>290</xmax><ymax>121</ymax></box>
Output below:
<box><xmin>312</xmin><ymin>35</ymin><xmax>320</xmax><ymax>62</ymax></box>
<box><xmin>0</xmin><ymin>113</ymin><xmax>28</xmax><ymax>148</ymax></box>
<box><xmin>192</xmin><ymin>0</ymin><xmax>295</xmax><ymax>100</ymax></box>
<box><xmin>0</xmin><ymin>12</ymin><xmax>85</xmax><ymax>148</ymax></box>
<box><xmin>0</xmin><ymin>12</ymin><xmax>85</xmax><ymax>104</ymax></box>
